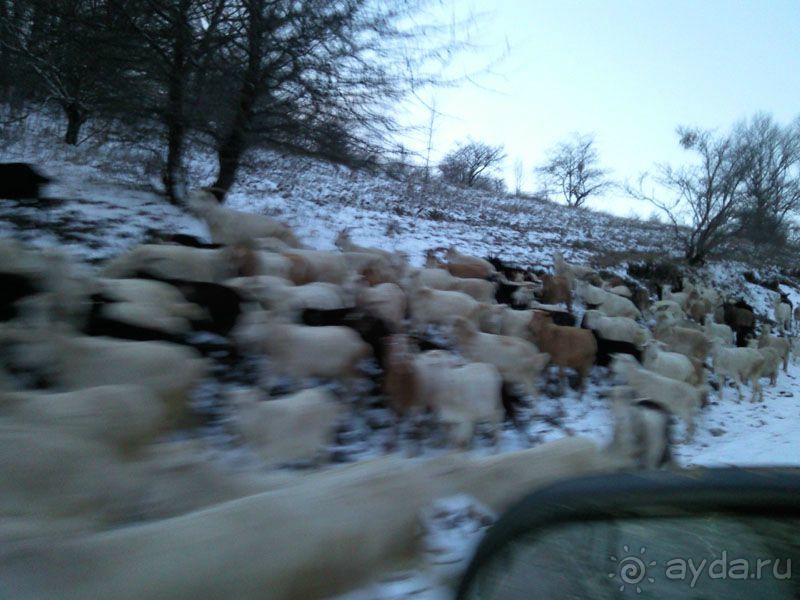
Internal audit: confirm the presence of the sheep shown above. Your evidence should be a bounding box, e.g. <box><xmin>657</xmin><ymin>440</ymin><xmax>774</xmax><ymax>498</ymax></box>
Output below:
<box><xmin>576</xmin><ymin>281</ymin><xmax>641</xmax><ymax>319</ymax></box>
<box><xmin>0</xmin><ymin>437</ymin><xmax>630</xmax><ymax>600</ymax></box>
<box><xmin>408</xmin><ymin>286</ymin><xmax>479</xmax><ymax>330</ymax></box>
<box><xmin>97</xmin><ymin>278</ymin><xmax>199</xmax><ymax>316</ymax></box>
<box><xmin>748</xmin><ymin>340</ymin><xmax>782</xmax><ymax>387</ymax></box>
<box><xmin>444</xmin><ymin>247</ymin><xmax>495</xmax><ymax>279</ymax></box>
<box><xmin>527</xmin><ymin>311</ymin><xmax>596</xmax><ymax>397</ymax></box>
<box><xmin>528</xmin><ymin>301</ymin><xmax>575</xmax><ymax>326</ymax></box>
<box><xmin>228</xmin><ymin>387</ymin><xmax>342</xmax><ymax>465</ymax></box>
<box><xmin>185</xmin><ymin>189</ymin><xmax>302</xmax><ymax>248</ymax></box>
<box><xmin>100</xmin><ymin>244</ymin><xmax>236</xmax><ymax>283</ymax></box>
<box><xmin>407</xmin><ymin>267</ymin><xmax>456</xmax><ymax>292</ymax></box>
<box><xmin>88</xmin><ymin>298</ymin><xmax>193</xmax><ymax>338</ymax></box>
<box><xmin>356</xmin><ymin>282</ymin><xmax>406</xmax><ymax>332</ymax></box>
<box><xmin>283</xmin><ymin>249</ymin><xmax>350</xmax><ymax>285</ymax></box>
<box><xmin>233</xmin><ymin>311</ymin><xmax>370</xmax><ymax>384</ymax></box>
<box><xmin>1</xmin><ymin>384</ymin><xmax>164</xmax><ymax>452</ymax></box>
<box><xmin>451</xmin><ymin>316</ymin><xmax>549</xmax><ymax>401</ymax></box>
<box><xmin>641</xmin><ymin>339</ymin><xmax>700</xmax><ymax>385</ymax></box>
<box><xmin>774</xmin><ymin>295</ymin><xmax>792</xmax><ymax>334</ymax></box>
<box><xmin>493</xmin><ymin>277</ymin><xmax>540</xmax><ymax>308</ymax></box>
<box><xmin>539</xmin><ymin>274</ymin><xmax>572</xmax><ymax>311</ymax></box>
<box><xmin>602</xmin><ymin>283</ymin><xmax>633</xmax><ymax>298</ymax></box>
<box><xmin>275</xmin><ymin>282</ymin><xmax>352</xmax><ymax>312</ymax></box>
<box><xmin>610</xmin><ymin>354</ymin><xmax>705</xmax><ymax>441</ymax></box>
<box><xmin>703</xmin><ymin>314</ymin><xmax>734</xmax><ymax>347</ymax></box>
<box><xmin>653</xmin><ymin>315</ymin><xmax>711</xmax><ymax>362</ymax></box>
<box><xmin>758</xmin><ymin>324</ymin><xmax>791</xmax><ymax>373</ymax></box>
<box><xmin>710</xmin><ymin>341</ymin><xmax>765</xmax><ymax>403</ymax></box>
<box><xmin>335</xmin><ymin>230</ymin><xmax>405</xmax><ymax>278</ymax></box>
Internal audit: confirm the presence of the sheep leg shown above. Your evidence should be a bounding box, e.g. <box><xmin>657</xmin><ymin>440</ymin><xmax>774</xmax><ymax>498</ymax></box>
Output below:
<box><xmin>734</xmin><ymin>376</ymin><xmax>744</xmax><ymax>402</ymax></box>
<box><xmin>716</xmin><ymin>372</ymin><xmax>725</xmax><ymax>402</ymax></box>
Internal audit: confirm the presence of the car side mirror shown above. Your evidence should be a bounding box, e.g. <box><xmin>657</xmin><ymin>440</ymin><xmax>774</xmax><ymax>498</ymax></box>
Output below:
<box><xmin>457</xmin><ymin>468</ymin><xmax>800</xmax><ymax>599</ymax></box>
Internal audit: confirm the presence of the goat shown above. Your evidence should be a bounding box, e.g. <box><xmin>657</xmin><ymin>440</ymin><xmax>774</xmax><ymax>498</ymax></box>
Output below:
<box><xmin>710</xmin><ymin>340</ymin><xmax>765</xmax><ymax>403</ymax></box>
<box><xmin>444</xmin><ymin>247</ymin><xmax>495</xmax><ymax>279</ymax></box>
<box><xmin>528</xmin><ymin>311</ymin><xmax>596</xmax><ymax>397</ymax></box>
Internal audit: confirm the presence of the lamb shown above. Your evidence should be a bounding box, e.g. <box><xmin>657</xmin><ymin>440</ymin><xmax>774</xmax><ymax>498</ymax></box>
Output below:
<box><xmin>527</xmin><ymin>311</ymin><xmax>596</xmax><ymax>397</ymax></box>
<box><xmin>408</xmin><ymin>286</ymin><xmax>479</xmax><ymax>330</ymax></box>
<box><xmin>774</xmin><ymin>295</ymin><xmax>792</xmax><ymax>334</ymax></box>
<box><xmin>451</xmin><ymin>316</ymin><xmax>549</xmax><ymax>401</ymax></box>
<box><xmin>283</xmin><ymin>249</ymin><xmax>350</xmax><ymax>285</ymax></box>
<box><xmin>758</xmin><ymin>324</ymin><xmax>791</xmax><ymax>373</ymax></box>
<box><xmin>641</xmin><ymin>340</ymin><xmax>700</xmax><ymax>385</ymax></box>
<box><xmin>576</xmin><ymin>281</ymin><xmax>641</xmax><ymax>319</ymax></box>
<box><xmin>185</xmin><ymin>189</ymin><xmax>302</xmax><ymax>248</ymax></box>
<box><xmin>610</xmin><ymin>354</ymin><xmax>706</xmax><ymax>440</ymax></box>
<box><xmin>703</xmin><ymin>314</ymin><xmax>734</xmax><ymax>346</ymax></box>
<box><xmin>228</xmin><ymin>387</ymin><xmax>342</xmax><ymax>465</ymax></box>
<box><xmin>233</xmin><ymin>311</ymin><xmax>371</xmax><ymax>384</ymax></box>
<box><xmin>444</xmin><ymin>247</ymin><xmax>496</xmax><ymax>279</ymax></box>
<box><xmin>710</xmin><ymin>340</ymin><xmax>765</xmax><ymax>402</ymax></box>
<box><xmin>2</xmin><ymin>384</ymin><xmax>163</xmax><ymax>452</ymax></box>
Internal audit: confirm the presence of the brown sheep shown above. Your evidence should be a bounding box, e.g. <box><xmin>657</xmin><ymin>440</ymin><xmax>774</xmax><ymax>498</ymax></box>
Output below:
<box><xmin>528</xmin><ymin>311</ymin><xmax>597</xmax><ymax>397</ymax></box>
<box><xmin>540</xmin><ymin>274</ymin><xmax>572</xmax><ymax>311</ymax></box>
<box><xmin>444</xmin><ymin>247</ymin><xmax>495</xmax><ymax>279</ymax></box>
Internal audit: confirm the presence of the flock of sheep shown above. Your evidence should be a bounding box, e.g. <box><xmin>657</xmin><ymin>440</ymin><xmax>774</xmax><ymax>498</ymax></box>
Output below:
<box><xmin>1</xmin><ymin>187</ymin><xmax>797</xmax><ymax>597</ymax></box>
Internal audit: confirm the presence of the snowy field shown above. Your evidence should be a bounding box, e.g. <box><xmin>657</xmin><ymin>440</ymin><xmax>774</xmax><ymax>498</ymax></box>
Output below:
<box><xmin>2</xmin><ymin>145</ymin><xmax>800</xmax><ymax>597</ymax></box>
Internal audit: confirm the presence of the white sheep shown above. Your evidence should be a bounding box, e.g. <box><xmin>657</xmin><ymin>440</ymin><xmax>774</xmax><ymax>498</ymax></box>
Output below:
<box><xmin>610</xmin><ymin>354</ymin><xmax>705</xmax><ymax>441</ymax></box>
<box><xmin>228</xmin><ymin>387</ymin><xmax>342</xmax><ymax>465</ymax></box>
<box><xmin>553</xmin><ymin>251</ymin><xmax>596</xmax><ymax>287</ymax></box>
<box><xmin>582</xmin><ymin>310</ymin><xmax>650</xmax><ymax>347</ymax></box>
<box><xmin>408</xmin><ymin>286</ymin><xmax>479</xmax><ymax>329</ymax></box>
<box><xmin>661</xmin><ymin>284</ymin><xmax>689</xmax><ymax>309</ymax></box>
<box><xmin>233</xmin><ymin>311</ymin><xmax>370</xmax><ymax>383</ymax></box>
<box><xmin>186</xmin><ymin>189</ymin><xmax>302</xmax><ymax>248</ymax></box>
<box><xmin>97</xmin><ymin>278</ymin><xmax>202</xmax><ymax>320</ymax></box>
<box><xmin>710</xmin><ymin>340</ymin><xmax>765</xmax><ymax>403</ymax></box>
<box><xmin>451</xmin><ymin>316</ymin><xmax>549</xmax><ymax>401</ymax></box>
<box><xmin>653</xmin><ymin>315</ymin><xmax>711</xmax><ymax>362</ymax></box>
<box><xmin>641</xmin><ymin>340</ymin><xmax>700</xmax><ymax>385</ymax></box>
<box><xmin>607</xmin><ymin>386</ymin><xmax>673</xmax><ymax>469</ymax></box>
<box><xmin>450</xmin><ymin>277</ymin><xmax>496</xmax><ymax>303</ymax></box>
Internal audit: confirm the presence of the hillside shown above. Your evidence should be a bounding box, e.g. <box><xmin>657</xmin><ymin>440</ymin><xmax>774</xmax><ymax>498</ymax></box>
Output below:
<box><xmin>3</xmin><ymin>141</ymin><xmax>800</xmax><ymax>598</ymax></box>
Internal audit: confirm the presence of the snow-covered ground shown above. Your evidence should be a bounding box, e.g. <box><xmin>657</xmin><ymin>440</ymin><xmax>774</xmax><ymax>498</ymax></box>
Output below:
<box><xmin>2</xmin><ymin>141</ymin><xmax>800</xmax><ymax>597</ymax></box>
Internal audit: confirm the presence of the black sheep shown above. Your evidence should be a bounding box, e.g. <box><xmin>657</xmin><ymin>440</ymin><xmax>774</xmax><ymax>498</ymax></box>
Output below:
<box><xmin>0</xmin><ymin>163</ymin><xmax>51</xmax><ymax>200</ymax></box>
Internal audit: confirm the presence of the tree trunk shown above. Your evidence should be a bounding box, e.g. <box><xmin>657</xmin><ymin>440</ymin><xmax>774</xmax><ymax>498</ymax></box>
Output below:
<box><xmin>63</xmin><ymin>103</ymin><xmax>86</xmax><ymax>145</ymax></box>
<box><xmin>162</xmin><ymin>0</ymin><xmax>191</xmax><ymax>204</ymax></box>
<box><xmin>212</xmin><ymin>5</ymin><xmax>262</xmax><ymax>203</ymax></box>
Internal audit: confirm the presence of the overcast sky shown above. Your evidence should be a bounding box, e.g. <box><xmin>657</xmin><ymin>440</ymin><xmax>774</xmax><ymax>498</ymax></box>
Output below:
<box><xmin>398</xmin><ymin>0</ymin><xmax>800</xmax><ymax>218</ymax></box>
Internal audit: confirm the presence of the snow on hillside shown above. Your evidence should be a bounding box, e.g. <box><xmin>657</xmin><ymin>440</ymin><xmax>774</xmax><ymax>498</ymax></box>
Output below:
<box><xmin>3</xmin><ymin>143</ymin><xmax>800</xmax><ymax>597</ymax></box>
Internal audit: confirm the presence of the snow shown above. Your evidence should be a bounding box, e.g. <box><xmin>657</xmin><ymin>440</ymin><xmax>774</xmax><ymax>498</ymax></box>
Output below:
<box><xmin>2</xmin><ymin>137</ymin><xmax>800</xmax><ymax>598</ymax></box>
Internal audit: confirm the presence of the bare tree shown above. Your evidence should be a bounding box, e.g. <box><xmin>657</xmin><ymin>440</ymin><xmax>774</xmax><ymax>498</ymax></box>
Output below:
<box><xmin>628</xmin><ymin>126</ymin><xmax>754</xmax><ymax>265</ymax></box>
<box><xmin>438</xmin><ymin>139</ymin><xmax>506</xmax><ymax>188</ymax></box>
<box><xmin>423</xmin><ymin>97</ymin><xmax>439</xmax><ymax>182</ymax></box>
<box><xmin>513</xmin><ymin>158</ymin><xmax>524</xmax><ymax>196</ymax></box>
<box><xmin>733</xmin><ymin>113</ymin><xmax>800</xmax><ymax>246</ymax></box>
<box><xmin>536</xmin><ymin>133</ymin><xmax>612</xmax><ymax>208</ymax></box>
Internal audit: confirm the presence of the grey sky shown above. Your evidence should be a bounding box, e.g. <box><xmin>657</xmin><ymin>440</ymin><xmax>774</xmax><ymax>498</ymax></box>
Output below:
<box><xmin>400</xmin><ymin>0</ymin><xmax>800</xmax><ymax>218</ymax></box>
